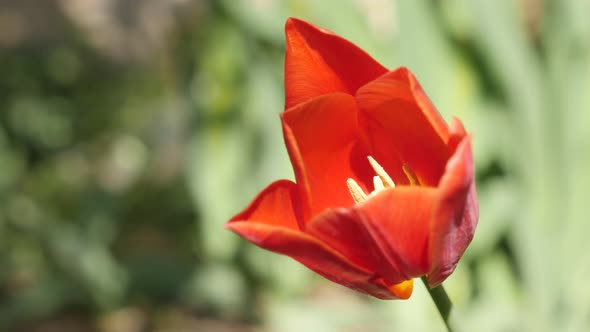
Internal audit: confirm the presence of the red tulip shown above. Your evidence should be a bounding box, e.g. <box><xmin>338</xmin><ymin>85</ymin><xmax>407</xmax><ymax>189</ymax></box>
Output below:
<box><xmin>226</xmin><ymin>18</ymin><xmax>479</xmax><ymax>300</ymax></box>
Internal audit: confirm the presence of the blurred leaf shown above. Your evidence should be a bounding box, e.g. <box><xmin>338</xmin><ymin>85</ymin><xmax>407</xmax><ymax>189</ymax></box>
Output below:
<box><xmin>241</xmin><ymin>62</ymin><xmax>292</xmax><ymax>189</ymax></box>
<box><xmin>193</xmin><ymin>20</ymin><xmax>247</xmax><ymax>118</ymax></box>
<box><xmin>46</xmin><ymin>223</ymin><xmax>126</xmax><ymax>309</ymax></box>
<box><xmin>395</xmin><ymin>0</ymin><xmax>465</xmax><ymax>120</ymax></box>
<box><xmin>243</xmin><ymin>245</ymin><xmax>312</xmax><ymax>298</ymax></box>
<box><xmin>466</xmin><ymin>179</ymin><xmax>518</xmax><ymax>258</ymax></box>
<box><xmin>180</xmin><ymin>263</ymin><xmax>246</xmax><ymax>318</ymax></box>
<box><xmin>188</xmin><ymin>125</ymin><xmax>246</xmax><ymax>260</ymax></box>
<box><xmin>459</xmin><ymin>253</ymin><xmax>522</xmax><ymax>332</ymax></box>
<box><xmin>219</xmin><ymin>0</ymin><xmax>288</xmax><ymax>44</ymax></box>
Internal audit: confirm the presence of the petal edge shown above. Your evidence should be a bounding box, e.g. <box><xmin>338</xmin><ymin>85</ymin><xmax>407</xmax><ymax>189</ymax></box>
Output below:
<box><xmin>228</xmin><ymin>222</ymin><xmax>405</xmax><ymax>299</ymax></box>
<box><xmin>428</xmin><ymin>135</ymin><xmax>478</xmax><ymax>287</ymax></box>
<box><xmin>285</xmin><ymin>18</ymin><xmax>387</xmax><ymax>109</ymax></box>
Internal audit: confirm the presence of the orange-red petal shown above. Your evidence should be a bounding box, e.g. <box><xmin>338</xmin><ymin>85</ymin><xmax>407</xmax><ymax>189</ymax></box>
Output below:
<box><xmin>282</xmin><ymin>93</ymin><xmax>373</xmax><ymax>218</ymax></box>
<box><xmin>446</xmin><ymin>117</ymin><xmax>467</xmax><ymax>153</ymax></box>
<box><xmin>284</xmin><ymin>18</ymin><xmax>387</xmax><ymax>109</ymax></box>
<box><xmin>357</xmin><ymin>187</ymin><xmax>437</xmax><ymax>281</ymax></box>
<box><xmin>427</xmin><ymin>132</ymin><xmax>478</xmax><ymax>287</ymax></box>
<box><xmin>227</xmin><ymin>222</ymin><xmax>406</xmax><ymax>299</ymax></box>
<box><xmin>227</xmin><ymin>18</ymin><xmax>479</xmax><ymax>301</ymax></box>
<box><xmin>305</xmin><ymin>207</ymin><xmax>404</xmax><ymax>288</ymax></box>
<box><xmin>228</xmin><ymin>179</ymin><xmax>304</xmax><ymax>230</ymax></box>
<box><xmin>356</xmin><ymin>68</ymin><xmax>450</xmax><ymax>187</ymax></box>
<box><xmin>405</xmin><ymin>68</ymin><xmax>450</xmax><ymax>142</ymax></box>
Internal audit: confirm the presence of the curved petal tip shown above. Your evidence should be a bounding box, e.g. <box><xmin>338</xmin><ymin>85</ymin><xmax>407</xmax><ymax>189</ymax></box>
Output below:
<box><xmin>284</xmin><ymin>17</ymin><xmax>387</xmax><ymax>108</ymax></box>
<box><xmin>388</xmin><ymin>279</ymin><xmax>414</xmax><ymax>299</ymax></box>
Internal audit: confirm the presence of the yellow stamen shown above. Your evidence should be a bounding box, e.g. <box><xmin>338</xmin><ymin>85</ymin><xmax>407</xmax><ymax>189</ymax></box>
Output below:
<box><xmin>348</xmin><ymin>156</ymin><xmax>396</xmax><ymax>204</ymax></box>
<box><xmin>347</xmin><ymin>178</ymin><xmax>368</xmax><ymax>204</ymax></box>
<box><xmin>373</xmin><ymin>176</ymin><xmax>384</xmax><ymax>192</ymax></box>
<box><xmin>402</xmin><ymin>164</ymin><xmax>420</xmax><ymax>186</ymax></box>
<box><xmin>368</xmin><ymin>156</ymin><xmax>395</xmax><ymax>188</ymax></box>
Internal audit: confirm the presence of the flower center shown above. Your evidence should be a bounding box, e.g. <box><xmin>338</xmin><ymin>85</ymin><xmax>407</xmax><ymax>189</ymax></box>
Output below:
<box><xmin>346</xmin><ymin>156</ymin><xmax>395</xmax><ymax>204</ymax></box>
<box><xmin>347</xmin><ymin>157</ymin><xmax>421</xmax><ymax>204</ymax></box>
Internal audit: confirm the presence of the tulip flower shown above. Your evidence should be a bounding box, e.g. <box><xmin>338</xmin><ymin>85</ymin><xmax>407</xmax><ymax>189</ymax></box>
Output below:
<box><xmin>226</xmin><ymin>18</ymin><xmax>478</xmax><ymax>301</ymax></box>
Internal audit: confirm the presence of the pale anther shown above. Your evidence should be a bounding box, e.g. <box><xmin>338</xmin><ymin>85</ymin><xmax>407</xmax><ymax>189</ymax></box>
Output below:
<box><xmin>347</xmin><ymin>178</ymin><xmax>368</xmax><ymax>204</ymax></box>
<box><xmin>368</xmin><ymin>156</ymin><xmax>395</xmax><ymax>188</ymax></box>
<box><xmin>373</xmin><ymin>176</ymin><xmax>384</xmax><ymax>191</ymax></box>
<box><xmin>348</xmin><ymin>156</ymin><xmax>397</xmax><ymax>204</ymax></box>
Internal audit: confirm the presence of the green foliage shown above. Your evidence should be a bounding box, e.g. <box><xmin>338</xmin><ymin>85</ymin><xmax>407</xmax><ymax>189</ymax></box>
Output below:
<box><xmin>0</xmin><ymin>0</ymin><xmax>589</xmax><ymax>331</ymax></box>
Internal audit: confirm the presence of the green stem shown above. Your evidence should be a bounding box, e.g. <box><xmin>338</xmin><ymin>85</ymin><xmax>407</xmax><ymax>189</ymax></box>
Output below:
<box><xmin>421</xmin><ymin>277</ymin><xmax>454</xmax><ymax>332</ymax></box>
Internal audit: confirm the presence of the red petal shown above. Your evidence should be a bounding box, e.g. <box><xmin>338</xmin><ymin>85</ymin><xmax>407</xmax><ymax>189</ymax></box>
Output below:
<box><xmin>305</xmin><ymin>207</ymin><xmax>405</xmax><ymax>288</ymax></box>
<box><xmin>427</xmin><ymin>134</ymin><xmax>478</xmax><ymax>287</ymax></box>
<box><xmin>405</xmin><ymin>68</ymin><xmax>450</xmax><ymax>142</ymax></box>
<box><xmin>356</xmin><ymin>67</ymin><xmax>450</xmax><ymax>187</ymax></box>
<box><xmin>228</xmin><ymin>179</ymin><xmax>304</xmax><ymax>230</ymax></box>
<box><xmin>284</xmin><ymin>18</ymin><xmax>387</xmax><ymax>109</ymax></box>
<box><xmin>447</xmin><ymin>117</ymin><xmax>467</xmax><ymax>153</ymax></box>
<box><xmin>357</xmin><ymin>187</ymin><xmax>437</xmax><ymax>281</ymax></box>
<box><xmin>227</xmin><ymin>222</ymin><xmax>404</xmax><ymax>299</ymax></box>
<box><xmin>282</xmin><ymin>93</ymin><xmax>373</xmax><ymax>218</ymax></box>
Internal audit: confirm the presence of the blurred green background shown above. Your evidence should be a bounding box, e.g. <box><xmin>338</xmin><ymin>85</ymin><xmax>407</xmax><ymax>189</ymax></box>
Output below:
<box><xmin>1</xmin><ymin>0</ymin><xmax>589</xmax><ymax>331</ymax></box>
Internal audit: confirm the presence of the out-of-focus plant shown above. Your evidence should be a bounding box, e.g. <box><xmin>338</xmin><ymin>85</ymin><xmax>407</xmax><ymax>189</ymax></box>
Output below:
<box><xmin>0</xmin><ymin>0</ymin><xmax>590</xmax><ymax>331</ymax></box>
